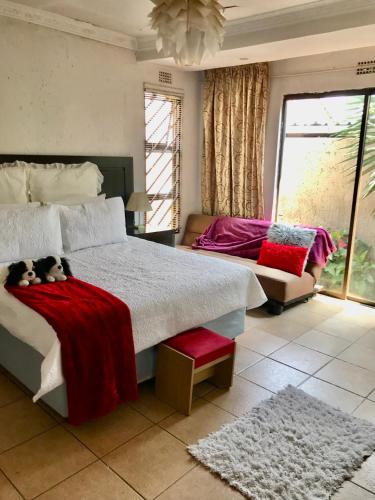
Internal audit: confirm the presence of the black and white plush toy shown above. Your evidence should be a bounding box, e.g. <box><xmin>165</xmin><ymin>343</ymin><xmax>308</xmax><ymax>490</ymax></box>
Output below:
<box><xmin>6</xmin><ymin>260</ymin><xmax>42</xmax><ymax>287</ymax></box>
<box><xmin>35</xmin><ymin>256</ymin><xmax>72</xmax><ymax>283</ymax></box>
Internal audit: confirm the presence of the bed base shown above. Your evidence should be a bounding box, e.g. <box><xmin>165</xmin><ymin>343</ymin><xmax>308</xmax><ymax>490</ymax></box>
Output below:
<box><xmin>0</xmin><ymin>308</ymin><xmax>245</xmax><ymax>418</ymax></box>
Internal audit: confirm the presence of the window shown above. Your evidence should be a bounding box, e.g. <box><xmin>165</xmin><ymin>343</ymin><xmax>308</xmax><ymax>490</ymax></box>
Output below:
<box><xmin>144</xmin><ymin>87</ymin><xmax>182</xmax><ymax>232</ymax></box>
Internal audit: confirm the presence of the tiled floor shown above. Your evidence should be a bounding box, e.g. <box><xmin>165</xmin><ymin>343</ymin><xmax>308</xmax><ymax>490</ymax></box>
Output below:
<box><xmin>0</xmin><ymin>294</ymin><xmax>374</xmax><ymax>499</ymax></box>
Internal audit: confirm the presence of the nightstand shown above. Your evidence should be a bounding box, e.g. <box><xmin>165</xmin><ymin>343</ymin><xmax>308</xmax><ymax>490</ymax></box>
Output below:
<box><xmin>128</xmin><ymin>229</ymin><xmax>175</xmax><ymax>247</ymax></box>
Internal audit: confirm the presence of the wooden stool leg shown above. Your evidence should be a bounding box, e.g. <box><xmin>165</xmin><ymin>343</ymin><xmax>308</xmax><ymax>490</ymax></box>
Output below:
<box><xmin>155</xmin><ymin>345</ymin><xmax>195</xmax><ymax>415</ymax></box>
<box><xmin>211</xmin><ymin>353</ymin><xmax>235</xmax><ymax>389</ymax></box>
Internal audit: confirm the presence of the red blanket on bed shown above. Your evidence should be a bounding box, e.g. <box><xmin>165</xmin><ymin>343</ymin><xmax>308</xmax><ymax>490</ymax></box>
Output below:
<box><xmin>6</xmin><ymin>277</ymin><xmax>138</xmax><ymax>425</ymax></box>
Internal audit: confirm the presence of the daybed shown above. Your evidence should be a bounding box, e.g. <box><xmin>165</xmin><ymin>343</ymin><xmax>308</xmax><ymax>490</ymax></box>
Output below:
<box><xmin>177</xmin><ymin>214</ymin><xmax>324</xmax><ymax>314</ymax></box>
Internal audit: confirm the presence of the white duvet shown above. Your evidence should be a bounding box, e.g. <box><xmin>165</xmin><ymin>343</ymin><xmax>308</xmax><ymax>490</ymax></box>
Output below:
<box><xmin>0</xmin><ymin>237</ymin><xmax>266</xmax><ymax>400</ymax></box>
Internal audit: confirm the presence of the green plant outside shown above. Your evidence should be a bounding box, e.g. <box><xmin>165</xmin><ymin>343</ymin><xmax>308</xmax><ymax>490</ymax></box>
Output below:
<box><xmin>320</xmin><ymin>229</ymin><xmax>375</xmax><ymax>301</ymax></box>
<box><xmin>334</xmin><ymin>95</ymin><xmax>375</xmax><ymax>214</ymax></box>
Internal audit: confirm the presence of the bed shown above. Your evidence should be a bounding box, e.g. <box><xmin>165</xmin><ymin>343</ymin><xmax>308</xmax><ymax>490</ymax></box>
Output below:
<box><xmin>0</xmin><ymin>155</ymin><xmax>266</xmax><ymax>418</ymax></box>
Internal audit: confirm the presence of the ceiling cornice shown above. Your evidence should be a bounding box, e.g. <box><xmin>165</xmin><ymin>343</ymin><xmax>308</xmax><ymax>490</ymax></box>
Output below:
<box><xmin>137</xmin><ymin>0</ymin><xmax>375</xmax><ymax>53</ymax></box>
<box><xmin>224</xmin><ymin>0</ymin><xmax>375</xmax><ymax>35</ymax></box>
<box><xmin>0</xmin><ymin>0</ymin><xmax>138</xmax><ymax>51</ymax></box>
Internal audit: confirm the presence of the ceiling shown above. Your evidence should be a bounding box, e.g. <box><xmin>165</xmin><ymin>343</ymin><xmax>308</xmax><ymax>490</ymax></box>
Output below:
<box><xmin>9</xmin><ymin>0</ymin><xmax>319</xmax><ymax>36</ymax></box>
<box><xmin>4</xmin><ymin>0</ymin><xmax>375</xmax><ymax>69</ymax></box>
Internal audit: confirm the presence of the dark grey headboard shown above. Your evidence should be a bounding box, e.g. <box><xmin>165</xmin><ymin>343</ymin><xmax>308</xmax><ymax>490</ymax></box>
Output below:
<box><xmin>0</xmin><ymin>155</ymin><xmax>134</xmax><ymax>228</ymax></box>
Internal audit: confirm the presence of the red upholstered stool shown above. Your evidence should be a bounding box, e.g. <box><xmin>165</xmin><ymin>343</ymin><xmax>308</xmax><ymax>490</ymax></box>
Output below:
<box><xmin>156</xmin><ymin>327</ymin><xmax>236</xmax><ymax>415</ymax></box>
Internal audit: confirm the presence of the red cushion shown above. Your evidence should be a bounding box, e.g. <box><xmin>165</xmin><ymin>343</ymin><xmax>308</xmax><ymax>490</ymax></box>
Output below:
<box><xmin>257</xmin><ymin>240</ymin><xmax>309</xmax><ymax>277</ymax></box>
<box><xmin>163</xmin><ymin>327</ymin><xmax>235</xmax><ymax>368</ymax></box>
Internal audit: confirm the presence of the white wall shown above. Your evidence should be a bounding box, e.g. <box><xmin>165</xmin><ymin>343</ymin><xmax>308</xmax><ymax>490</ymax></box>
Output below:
<box><xmin>264</xmin><ymin>46</ymin><xmax>375</xmax><ymax>219</ymax></box>
<box><xmin>0</xmin><ymin>17</ymin><xmax>201</xmax><ymax>235</ymax></box>
<box><xmin>6</xmin><ymin>17</ymin><xmax>374</xmax><ymax>227</ymax></box>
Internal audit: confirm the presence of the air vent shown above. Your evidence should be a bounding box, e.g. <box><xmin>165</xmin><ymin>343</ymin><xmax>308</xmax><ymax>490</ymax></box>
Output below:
<box><xmin>356</xmin><ymin>60</ymin><xmax>375</xmax><ymax>75</ymax></box>
<box><xmin>159</xmin><ymin>71</ymin><xmax>172</xmax><ymax>85</ymax></box>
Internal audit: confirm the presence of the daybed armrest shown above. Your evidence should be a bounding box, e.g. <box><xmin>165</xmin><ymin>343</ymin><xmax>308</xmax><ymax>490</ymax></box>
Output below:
<box><xmin>181</xmin><ymin>214</ymin><xmax>217</xmax><ymax>246</ymax></box>
<box><xmin>305</xmin><ymin>262</ymin><xmax>322</xmax><ymax>284</ymax></box>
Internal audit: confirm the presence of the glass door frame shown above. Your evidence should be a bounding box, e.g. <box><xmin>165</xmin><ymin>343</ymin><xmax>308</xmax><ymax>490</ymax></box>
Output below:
<box><xmin>275</xmin><ymin>87</ymin><xmax>375</xmax><ymax>306</ymax></box>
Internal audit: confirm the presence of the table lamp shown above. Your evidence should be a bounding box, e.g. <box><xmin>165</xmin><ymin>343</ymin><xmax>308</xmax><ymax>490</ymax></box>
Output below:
<box><xmin>126</xmin><ymin>192</ymin><xmax>152</xmax><ymax>233</ymax></box>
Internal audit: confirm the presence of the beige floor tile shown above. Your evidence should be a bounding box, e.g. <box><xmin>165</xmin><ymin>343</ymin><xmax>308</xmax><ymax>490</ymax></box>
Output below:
<box><xmin>130</xmin><ymin>380</ymin><xmax>175</xmax><ymax>423</ymax></box>
<box><xmin>301</xmin><ymin>297</ymin><xmax>343</xmax><ymax>317</ymax></box>
<box><xmin>237</xmin><ymin>328</ymin><xmax>288</xmax><ymax>356</ymax></box>
<box><xmin>368</xmin><ymin>389</ymin><xmax>375</xmax><ymax>402</ymax></box>
<box><xmin>353</xmin><ymin>400</ymin><xmax>375</xmax><ymax>425</ymax></box>
<box><xmin>260</xmin><ymin>317</ymin><xmax>310</xmax><ymax>341</ymax></box>
<box><xmin>295</xmin><ymin>329</ymin><xmax>351</xmax><ymax>356</ymax></box>
<box><xmin>316</xmin><ymin>316</ymin><xmax>368</xmax><ymax>342</ymax></box>
<box><xmin>246</xmin><ymin>307</ymin><xmax>272</xmax><ymax>320</ymax></box>
<box><xmin>0</xmin><ymin>374</ymin><xmax>24</xmax><ymax>407</ymax></box>
<box><xmin>158</xmin><ymin>465</ymin><xmax>244</xmax><ymax>500</ymax></box>
<box><xmin>103</xmin><ymin>426</ymin><xmax>194</xmax><ymax>500</ymax></box>
<box><xmin>338</xmin><ymin>344</ymin><xmax>375</xmax><ymax>372</ymax></box>
<box><xmin>0</xmin><ymin>426</ymin><xmax>95</xmax><ymax>499</ymax></box>
<box><xmin>245</xmin><ymin>310</ymin><xmax>272</xmax><ymax>329</ymax></box>
<box><xmin>240</xmin><ymin>358</ymin><xmax>309</xmax><ymax>392</ymax></box>
<box><xmin>65</xmin><ymin>405</ymin><xmax>152</xmax><ymax>457</ymax></box>
<box><xmin>159</xmin><ymin>398</ymin><xmax>234</xmax><ymax>444</ymax></box>
<box><xmin>278</xmin><ymin>307</ymin><xmax>328</xmax><ymax>329</ymax></box>
<box><xmin>0</xmin><ymin>471</ymin><xmax>22</xmax><ymax>500</ymax></box>
<box><xmin>234</xmin><ymin>345</ymin><xmax>263</xmax><ymax>374</ymax></box>
<box><xmin>315</xmin><ymin>359</ymin><xmax>375</xmax><ymax>397</ymax></box>
<box><xmin>205</xmin><ymin>376</ymin><xmax>272</xmax><ymax>416</ymax></box>
<box><xmin>299</xmin><ymin>378</ymin><xmax>363</xmax><ymax>413</ymax></box>
<box><xmin>270</xmin><ymin>343</ymin><xmax>331</xmax><ymax>374</ymax></box>
<box><xmin>356</xmin><ymin>330</ymin><xmax>375</xmax><ymax>350</ymax></box>
<box><xmin>351</xmin><ymin>453</ymin><xmax>375</xmax><ymax>493</ymax></box>
<box><xmin>333</xmin><ymin>309</ymin><xmax>375</xmax><ymax>329</ymax></box>
<box><xmin>0</xmin><ymin>398</ymin><xmax>56</xmax><ymax>453</ymax></box>
<box><xmin>332</xmin><ymin>481</ymin><xmax>375</xmax><ymax>499</ymax></box>
<box><xmin>192</xmin><ymin>381</ymin><xmax>215</xmax><ymax>399</ymax></box>
<box><xmin>38</xmin><ymin>461</ymin><xmax>142</xmax><ymax>500</ymax></box>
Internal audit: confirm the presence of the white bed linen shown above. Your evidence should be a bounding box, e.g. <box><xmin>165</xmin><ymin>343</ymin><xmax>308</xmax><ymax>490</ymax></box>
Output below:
<box><xmin>59</xmin><ymin>197</ymin><xmax>126</xmax><ymax>252</ymax></box>
<box><xmin>0</xmin><ymin>205</ymin><xmax>63</xmax><ymax>263</ymax></box>
<box><xmin>0</xmin><ymin>237</ymin><xmax>266</xmax><ymax>401</ymax></box>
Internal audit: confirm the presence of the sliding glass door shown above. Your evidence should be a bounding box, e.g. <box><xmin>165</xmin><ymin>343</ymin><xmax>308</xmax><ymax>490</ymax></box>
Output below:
<box><xmin>276</xmin><ymin>90</ymin><xmax>375</xmax><ymax>305</ymax></box>
<box><xmin>348</xmin><ymin>94</ymin><xmax>375</xmax><ymax>303</ymax></box>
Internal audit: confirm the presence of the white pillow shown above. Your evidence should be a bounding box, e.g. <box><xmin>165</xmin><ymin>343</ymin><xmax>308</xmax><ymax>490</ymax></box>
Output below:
<box><xmin>0</xmin><ymin>164</ymin><xmax>28</xmax><ymax>204</ymax></box>
<box><xmin>27</xmin><ymin>161</ymin><xmax>103</xmax><ymax>202</ymax></box>
<box><xmin>59</xmin><ymin>197</ymin><xmax>127</xmax><ymax>252</ymax></box>
<box><xmin>0</xmin><ymin>205</ymin><xmax>63</xmax><ymax>263</ymax></box>
<box><xmin>46</xmin><ymin>194</ymin><xmax>106</xmax><ymax>206</ymax></box>
<box><xmin>0</xmin><ymin>202</ymin><xmax>40</xmax><ymax>209</ymax></box>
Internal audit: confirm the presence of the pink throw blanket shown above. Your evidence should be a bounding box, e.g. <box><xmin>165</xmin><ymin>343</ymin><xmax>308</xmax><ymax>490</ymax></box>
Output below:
<box><xmin>192</xmin><ymin>217</ymin><xmax>336</xmax><ymax>267</ymax></box>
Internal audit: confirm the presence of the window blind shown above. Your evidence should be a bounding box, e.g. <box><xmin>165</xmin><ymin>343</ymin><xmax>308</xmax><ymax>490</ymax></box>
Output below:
<box><xmin>144</xmin><ymin>87</ymin><xmax>183</xmax><ymax>232</ymax></box>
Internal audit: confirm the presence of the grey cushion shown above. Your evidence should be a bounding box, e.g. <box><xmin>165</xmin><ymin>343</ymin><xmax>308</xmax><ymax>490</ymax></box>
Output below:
<box><xmin>268</xmin><ymin>223</ymin><xmax>317</xmax><ymax>249</ymax></box>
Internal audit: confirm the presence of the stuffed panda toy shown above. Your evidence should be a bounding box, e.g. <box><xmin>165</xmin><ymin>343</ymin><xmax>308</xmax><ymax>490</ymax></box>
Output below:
<box><xmin>6</xmin><ymin>260</ymin><xmax>42</xmax><ymax>287</ymax></box>
<box><xmin>35</xmin><ymin>256</ymin><xmax>72</xmax><ymax>283</ymax></box>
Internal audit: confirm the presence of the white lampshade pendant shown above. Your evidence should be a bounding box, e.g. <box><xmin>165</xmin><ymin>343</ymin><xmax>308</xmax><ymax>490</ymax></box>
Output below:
<box><xmin>149</xmin><ymin>0</ymin><xmax>225</xmax><ymax>66</ymax></box>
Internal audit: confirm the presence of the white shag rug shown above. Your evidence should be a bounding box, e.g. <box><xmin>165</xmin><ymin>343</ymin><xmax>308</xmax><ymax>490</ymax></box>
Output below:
<box><xmin>188</xmin><ymin>386</ymin><xmax>375</xmax><ymax>499</ymax></box>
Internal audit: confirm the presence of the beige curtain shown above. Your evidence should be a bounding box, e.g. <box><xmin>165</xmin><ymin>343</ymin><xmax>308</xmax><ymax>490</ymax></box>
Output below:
<box><xmin>201</xmin><ymin>63</ymin><xmax>269</xmax><ymax>219</ymax></box>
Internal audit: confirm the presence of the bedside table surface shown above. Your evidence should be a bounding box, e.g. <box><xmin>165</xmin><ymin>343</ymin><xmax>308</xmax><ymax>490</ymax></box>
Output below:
<box><xmin>128</xmin><ymin>229</ymin><xmax>175</xmax><ymax>247</ymax></box>
<box><xmin>128</xmin><ymin>229</ymin><xmax>174</xmax><ymax>235</ymax></box>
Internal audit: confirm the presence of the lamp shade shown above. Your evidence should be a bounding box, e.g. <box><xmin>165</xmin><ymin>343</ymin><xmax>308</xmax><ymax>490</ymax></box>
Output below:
<box><xmin>149</xmin><ymin>0</ymin><xmax>225</xmax><ymax>66</ymax></box>
<box><xmin>126</xmin><ymin>192</ymin><xmax>152</xmax><ymax>212</ymax></box>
